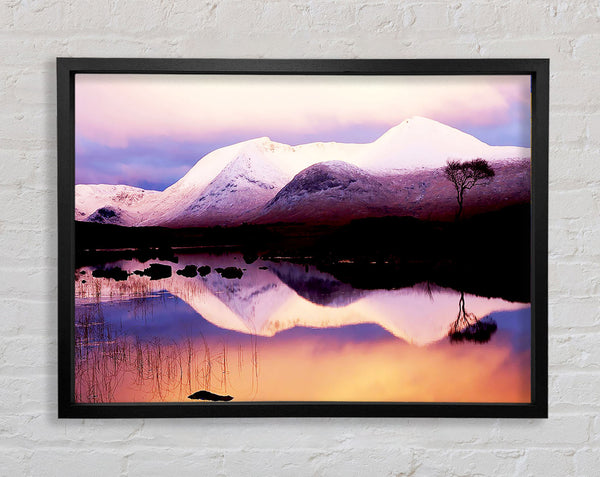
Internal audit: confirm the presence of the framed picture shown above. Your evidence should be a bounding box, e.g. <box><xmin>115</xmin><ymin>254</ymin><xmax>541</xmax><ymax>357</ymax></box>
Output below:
<box><xmin>57</xmin><ymin>58</ymin><xmax>548</xmax><ymax>418</ymax></box>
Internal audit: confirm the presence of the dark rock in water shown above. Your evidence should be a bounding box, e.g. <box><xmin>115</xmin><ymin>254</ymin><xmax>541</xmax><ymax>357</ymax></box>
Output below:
<box><xmin>135</xmin><ymin>248</ymin><xmax>157</xmax><ymax>263</ymax></box>
<box><xmin>155</xmin><ymin>246</ymin><xmax>178</xmax><ymax>263</ymax></box>
<box><xmin>81</xmin><ymin>280</ymin><xmax>86</xmax><ymax>283</ymax></box>
<box><xmin>176</xmin><ymin>265</ymin><xmax>198</xmax><ymax>277</ymax></box>
<box><xmin>198</xmin><ymin>265</ymin><xmax>211</xmax><ymax>277</ymax></box>
<box><xmin>215</xmin><ymin>266</ymin><xmax>244</xmax><ymax>279</ymax></box>
<box><xmin>134</xmin><ymin>263</ymin><xmax>172</xmax><ymax>280</ymax></box>
<box><xmin>259</xmin><ymin>266</ymin><xmax>268</xmax><ymax>270</ymax></box>
<box><xmin>188</xmin><ymin>390</ymin><xmax>234</xmax><ymax>402</ymax></box>
<box><xmin>92</xmin><ymin>267</ymin><xmax>129</xmax><ymax>281</ymax></box>
<box><xmin>243</xmin><ymin>252</ymin><xmax>259</xmax><ymax>264</ymax></box>
<box><xmin>157</xmin><ymin>252</ymin><xmax>178</xmax><ymax>263</ymax></box>
<box><xmin>80</xmin><ymin>270</ymin><xmax>86</xmax><ymax>275</ymax></box>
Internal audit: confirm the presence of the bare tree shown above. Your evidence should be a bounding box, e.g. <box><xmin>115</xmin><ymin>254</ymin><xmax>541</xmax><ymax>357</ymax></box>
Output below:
<box><xmin>448</xmin><ymin>291</ymin><xmax>497</xmax><ymax>344</ymax></box>
<box><xmin>444</xmin><ymin>159</ymin><xmax>495</xmax><ymax>221</ymax></box>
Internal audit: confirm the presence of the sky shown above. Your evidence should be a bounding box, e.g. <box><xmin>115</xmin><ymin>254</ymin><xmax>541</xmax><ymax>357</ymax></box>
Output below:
<box><xmin>75</xmin><ymin>74</ymin><xmax>531</xmax><ymax>191</ymax></box>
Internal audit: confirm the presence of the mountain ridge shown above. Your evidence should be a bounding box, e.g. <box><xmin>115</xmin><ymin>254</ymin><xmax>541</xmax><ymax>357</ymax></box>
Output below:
<box><xmin>75</xmin><ymin>117</ymin><xmax>531</xmax><ymax>228</ymax></box>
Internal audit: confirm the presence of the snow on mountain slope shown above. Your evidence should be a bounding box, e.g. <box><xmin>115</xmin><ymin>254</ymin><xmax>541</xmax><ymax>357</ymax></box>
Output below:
<box><xmin>137</xmin><ymin>138</ymin><xmax>299</xmax><ymax>226</ymax></box>
<box><xmin>354</xmin><ymin>116</ymin><xmax>530</xmax><ymax>171</ymax></box>
<box><xmin>135</xmin><ymin>136</ymin><xmax>366</xmax><ymax>227</ymax></box>
<box><xmin>160</xmin><ymin>149</ymin><xmax>290</xmax><ymax>227</ymax></box>
<box><xmin>75</xmin><ymin>184</ymin><xmax>159</xmax><ymax>225</ymax></box>
<box><xmin>75</xmin><ymin>117</ymin><xmax>531</xmax><ymax>228</ymax></box>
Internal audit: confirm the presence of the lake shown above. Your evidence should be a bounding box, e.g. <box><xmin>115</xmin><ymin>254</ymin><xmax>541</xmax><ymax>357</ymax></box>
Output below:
<box><xmin>74</xmin><ymin>252</ymin><xmax>531</xmax><ymax>403</ymax></box>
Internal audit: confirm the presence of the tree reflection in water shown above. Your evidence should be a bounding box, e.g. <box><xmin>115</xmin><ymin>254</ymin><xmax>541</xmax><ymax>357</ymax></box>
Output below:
<box><xmin>448</xmin><ymin>291</ymin><xmax>498</xmax><ymax>344</ymax></box>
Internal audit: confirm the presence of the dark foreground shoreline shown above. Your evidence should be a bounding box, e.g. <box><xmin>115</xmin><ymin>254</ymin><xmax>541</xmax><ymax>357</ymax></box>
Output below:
<box><xmin>75</xmin><ymin>204</ymin><xmax>531</xmax><ymax>302</ymax></box>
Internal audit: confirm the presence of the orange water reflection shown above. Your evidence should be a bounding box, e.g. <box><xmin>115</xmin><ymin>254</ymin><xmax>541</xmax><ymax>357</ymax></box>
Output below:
<box><xmin>74</xmin><ymin>253</ymin><xmax>531</xmax><ymax>403</ymax></box>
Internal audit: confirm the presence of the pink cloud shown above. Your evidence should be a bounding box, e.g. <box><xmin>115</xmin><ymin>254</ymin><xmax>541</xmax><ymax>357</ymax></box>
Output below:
<box><xmin>75</xmin><ymin>74</ymin><xmax>530</xmax><ymax>147</ymax></box>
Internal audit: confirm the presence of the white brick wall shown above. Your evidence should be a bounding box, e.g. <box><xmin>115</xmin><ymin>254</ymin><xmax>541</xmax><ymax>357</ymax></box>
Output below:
<box><xmin>1</xmin><ymin>1</ymin><xmax>598</xmax><ymax>475</ymax></box>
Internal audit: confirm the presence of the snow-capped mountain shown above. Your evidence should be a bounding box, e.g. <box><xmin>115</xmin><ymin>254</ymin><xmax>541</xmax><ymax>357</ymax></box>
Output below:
<box><xmin>75</xmin><ymin>184</ymin><xmax>160</xmax><ymax>225</ymax></box>
<box><xmin>158</xmin><ymin>149</ymin><xmax>290</xmax><ymax>227</ymax></box>
<box><xmin>255</xmin><ymin>159</ymin><xmax>530</xmax><ymax>224</ymax></box>
<box><xmin>257</xmin><ymin>161</ymin><xmax>397</xmax><ymax>224</ymax></box>
<box><xmin>76</xmin><ymin>117</ymin><xmax>531</xmax><ymax>228</ymax></box>
<box><xmin>355</xmin><ymin>116</ymin><xmax>529</xmax><ymax>171</ymax></box>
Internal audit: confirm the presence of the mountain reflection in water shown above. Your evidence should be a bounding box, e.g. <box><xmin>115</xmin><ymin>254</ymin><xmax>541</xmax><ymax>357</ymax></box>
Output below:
<box><xmin>74</xmin><ymin>252</ymin><xmax>531</xmax><ymax>403</ymax></box>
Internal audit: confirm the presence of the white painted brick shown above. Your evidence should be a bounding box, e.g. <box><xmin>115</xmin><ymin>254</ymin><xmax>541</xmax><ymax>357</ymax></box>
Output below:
<box><xmin>477</xmin><ymin>37</ymin><xmax>575</xmax><ymax>72</ymax></box>
<box><xmin>61</xmin><ymin>419</ymin><xmax>147</xmax><ymax>445</ymax></box>
<box><xmin>0</xmin><ymin>449</ymin><xmax>32</xmax><ymax>477</ymax></box>
<box><xmin>550</xmin><ymin>145</ymin><xmax>600</xmax><ymax>187</ymax></box>
<box><xmin>550</xmin><ymin>333</ymin><xmax>600</xmax><ymax>369</ymax></box>
<box><xmin>414</xmin><ymin>448</ymin><xmax>523</xmax><ymax>477</ymax></box>
<box><xmin>548</xmin><ymin>298</ymin><xmax>600</xmax><ymax>328</ymax></box>
<box><xmin>494</xmin><ymin>415</ymin><xmax>590</xmax><ymax>445</ymax></box>
<box><xmin>552</xmin><ymin>70</ymin><xmax>600</xmax><ymax>106</ymax></box>
<box><xmin>64</xmin><ymin>1</ymin><xmax>125</xmax><ymax>31</ymax></box>
<box><xmin>521</xmin><ymin>449</ymin><xmax>577</xmax><ymax>476</ymax></box>
<box><xmin>1</xmin><ymin>299</ymin><xmax>55</xmax><ymax>336</ymax></box>
<box><xmin>452</xmin><ymin>2</ymin><xmax>502</xmax><ymax>34</ymax></box>
<box><xmin>0</xmin><ymin>377</ymin><xmax>49</xmax><ymax>414</ymax></box>
<box><xmin>221</xmin><ymin>447</ymin><xmax>414</xmax><ymax>476</ymax></box>
<box><xmin>582</xmin><ymin>225</ymin><xmax>600</xmax><ymax>257</ymax></box>
<box><xmin>30</xmin><ymin>450</ymin><xmax>123</xmax><ymax>477</ymax></box>
<box><xmin>0</xmin><ymin>1</ymin><xmax>14</xmax><ymax>27</ymax></box>
<box><xmin>0</xmin><ymin>108</ymin><xmax>48</xmax><ymax>144</ymax></box>
<box><xmin>575</xmin><ymin>448</ymin><xmax>600</xmax><ymax>476</ymax></box>
<box><xmin>545</xmin><ymin>1</ymin><xmax>600</xmax><ymax>35</ymax></box>
<box><xmin>587</xmin><ymin>113</ymin><xmax>600</xmax><ymax>143</ymax></box>
<box><xmin>320</xmin><ymin>448</ymin><xmax>414</xmax><ymax>476</ymax></box>
<box><xmin>168</xmin><ymin>2</ymin><xmax>219</xmax><ymax>29</ymax></box>
<box><xmin>0</xmin><ymin>267</ymin><xmax>56</xmax><ymax>300</ymax></box>
<box><xmin>549</xmin><ymin>261</ymin><xmax>600</xmax><ymax>299</ymax></box>
<box><xmin>106</xmin><ymin>1</ymin><xmax>166</xmax><ymax>32</ymax></box>
<box><xmin>552</xmin><ymin>112</ymin><xmax>587</xmax><ymax>143</ymax></box>
<box><xmin>308</xmin><ymin>2</ymin><xmax>357</xmax><ymax>32</ymax></box>
<box><xmin>592</xmin><ymin>416</ymin><xmax>600</xmax><ymax>446</ymax></box>
<box><xmin>11</xmin><ymin>0</ymin><xmax>67</xmax><ymax>32</ymax></box>
<box><xmin>364</xmin><ymin>37</ymin><xmax>482</xmax><ymax>58</ymax></box>
<box><xmin>12</xmin><ymin>69</ymin><xmax>55</xmax><ymax>105</ymax></box>
<box><xmin>64</xmin><ymin>37</ymin><xmax>176</xmax><ymax>58</ymax></box>
<box><xmin>246</xmin><ymin>2</ymin><xmax>310</xmax><ymax>34</ymax></box>
<box><xmin>551</xmin><ymin>373</ymin><xmax>600</xmax><ymax>407</ymax></box>
<box><xmin>356</xmin><ymin>3</ymin><xmax>403</xmax><ymax>33</ymax></box>
<box><xmin>548</xmin><ymin>225</ymin><xmax>583</xmax><ymax>258</ymax></box>
<box><xmin>572</xmin><ymin>34</ymin><xmax>600</xmax><ymax>67</ymax></box>
<box><xmin>410</xmin><ymin>3</ymin><xmax>454</xmax><ymax>31</ymax></box>
<box><xmin>549</xmin><ymin>190</ymin><xmax>598</xmax><ymax>220</ymax></box>
<box><xmin>0</xmin><ymin>150</ymin><xmax>45</xmax><ymax>187</ymax></box>
<box><xmin>126</xmin><ymin>449</ymin><xmax>224</xmax><ymax>476</ymax></box>
<box><xmin>0</xmin><ymin>335</ymin><xmax>56</xmax><ymax>375</ymax></box>
<box><xmin>222</xmin><ymin>449</ymin><xmax>320</xmax><ymax>476</ymax></box>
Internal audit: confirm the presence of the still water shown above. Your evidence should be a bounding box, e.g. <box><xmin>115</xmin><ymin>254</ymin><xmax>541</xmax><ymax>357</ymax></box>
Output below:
<box><xmin>74</xmin><ymin>252</ymin><xmax>531</xmax><ymax>403</ymax></box>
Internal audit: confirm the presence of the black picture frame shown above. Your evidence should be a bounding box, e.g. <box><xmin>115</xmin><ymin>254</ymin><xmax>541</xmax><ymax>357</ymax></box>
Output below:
<box><xmin>57</xmin><ymin>58</ymin><xmax>548</xmax><ymax>419</ymax></box>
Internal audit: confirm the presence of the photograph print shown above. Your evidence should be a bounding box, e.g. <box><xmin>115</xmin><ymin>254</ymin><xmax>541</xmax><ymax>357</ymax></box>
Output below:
<box><xmin>73</xmin><ymin>71</ymin><xmax>533</xmax><ymax>407</ymax></box>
